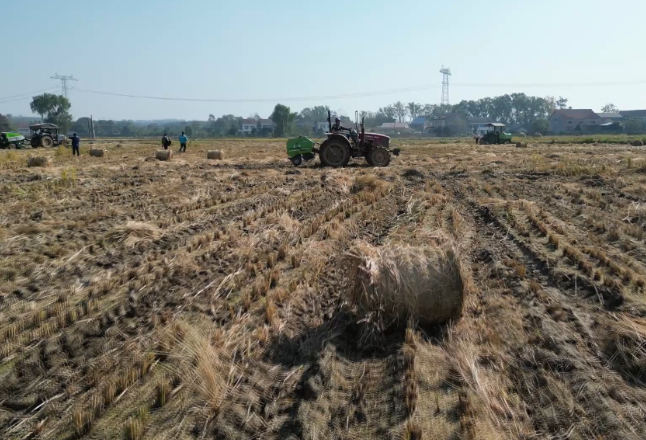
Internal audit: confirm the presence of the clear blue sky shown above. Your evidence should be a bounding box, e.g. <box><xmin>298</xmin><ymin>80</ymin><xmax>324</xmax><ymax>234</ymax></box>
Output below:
<box><xmin>1</xmin><ymin>0</ymin><xmax>645</xmax><ymax>121</ymax></box>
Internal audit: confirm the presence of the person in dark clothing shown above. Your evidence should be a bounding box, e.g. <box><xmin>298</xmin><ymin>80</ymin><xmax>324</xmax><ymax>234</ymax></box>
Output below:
<box><xmin>161</xmin><ymin>134</ymin><xmax>171</xmax><ymax>150</ymax></box>
<box><xmin>70</xmin><ymin>133</ymin><xmax>80</xmax><ymax>156</ymax></box>
<box><xmin>331</xmin><ymin>117</ymin><xmax>350</xmax><ymax>132</ymax></box>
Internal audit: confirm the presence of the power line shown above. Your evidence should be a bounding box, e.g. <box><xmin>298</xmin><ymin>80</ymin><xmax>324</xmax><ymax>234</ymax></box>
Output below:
<box><xmin>73</xmin><ymin>79</ymin><xmax>646</xmax><ymax>104</ymax></box>
<box><xmin>0</xmin><ymin>87</ymin><xmax>58</xmax><ymax>102</ymax></box>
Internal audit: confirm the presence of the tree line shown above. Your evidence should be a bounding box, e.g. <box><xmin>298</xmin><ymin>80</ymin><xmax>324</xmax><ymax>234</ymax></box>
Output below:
<box><xmin>15</xmin><ymin>92</ymin><xmax>645</xmax><ymax>138</ymax></box>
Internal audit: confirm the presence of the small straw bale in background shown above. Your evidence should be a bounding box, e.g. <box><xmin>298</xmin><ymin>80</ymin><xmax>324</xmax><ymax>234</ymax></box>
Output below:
<box><xmin>346</xmin><ymin>242</ymin><xmax>465</xmax><ymax>330</ymax></box>
<box><xmin>89</xmin><ymin>149</ymin><xmax>106</xmax><ymax>157</ymax></box>
<box><xmin>156</xmin><ymin>150</ymin><xmax>173</xmax><ymax>161</ymax></box>
<box><xmin>631</xmin><ymin>140</ymin><xmax>644</xmax><ymax>147</ymax></box>
<box><xmin>27</xmin><ymin>156</ymin><xmax>52</xmax><ymax>168</ymax></box>
<box><xmin>207</xmin><ymin>150</ymin><xmax>223</xmax><ymax>160</ymax></box>
<box><xmin>516</xmin><ymin>142</ymin><xmax>528</xmax><ymax>148</ymax></box>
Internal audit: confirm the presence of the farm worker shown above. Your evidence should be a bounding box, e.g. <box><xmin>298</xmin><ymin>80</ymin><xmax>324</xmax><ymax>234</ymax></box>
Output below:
<box><xmin>161</xmin><ymin>133</ymin><xmax>171</xmax><ymax>150</ymax></box>
<box><xmin>178</xmin><ymin>132</ymin><xmax>188</xmax><ymax>153</ymax></box>
<box><xmin>70</xmin><ymin>133</ymin><xmax>80</xmax><ymax>156</ymax></box>
<box><xmin>331</xmin><ymin>117</ymin><xmax>350</xmax><ymax>132</ymax></box>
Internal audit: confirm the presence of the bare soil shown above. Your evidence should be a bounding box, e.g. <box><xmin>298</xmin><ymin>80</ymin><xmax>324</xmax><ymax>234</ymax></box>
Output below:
<box><xmin>1</xmin><ymin>139</ymin><xmax>646</xmax><ymax>439</ymax></box>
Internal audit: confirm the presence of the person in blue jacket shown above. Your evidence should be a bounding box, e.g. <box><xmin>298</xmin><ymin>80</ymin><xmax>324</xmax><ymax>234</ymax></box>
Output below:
<box><xmin>70</xmin><ymin>133</ymin><xmax>80</xmax><ymax>156</ymax></box>
<box><xmin>178</xmin><ymin>132</ymin><xmax>188</xmax><ymax>153</ymax></box>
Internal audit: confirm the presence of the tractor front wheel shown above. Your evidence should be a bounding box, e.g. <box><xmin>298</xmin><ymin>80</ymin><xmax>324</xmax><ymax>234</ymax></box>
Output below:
<box><xmin>367</xmin><ymin>146</ymin><xmax>390</xmax><ymax>167</ymax></box>
<box><xmin>41</xmin><ymin>136</ymin><xmax>54</xmax><ymax>148</ymax></box>
<box><xmin>319</xmin><ymin>138</ymin><xmax>351</xmax><ymax>167</ymax></box>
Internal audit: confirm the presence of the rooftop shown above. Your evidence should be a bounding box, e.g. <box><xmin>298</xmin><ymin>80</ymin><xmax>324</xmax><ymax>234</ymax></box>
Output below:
<box><xmin>551</xmin><ymin>109</ymin><xmax>600</xmax><ymax>120</ymax></box>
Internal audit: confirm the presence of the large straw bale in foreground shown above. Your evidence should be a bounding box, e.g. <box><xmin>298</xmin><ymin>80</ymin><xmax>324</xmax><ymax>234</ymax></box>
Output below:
<box><xmin>156</xmin><ymin>150</ymin><xmax>173</xmax><ymax>161</ymax></box>
<box><xmin>207</xmin><ymin>150</ymin><xmax>223</xmax><ymax>160</ymax></box>
<box><xmin>27</xmin><ymin>156</ymin><xmax>52</xmax><ymax>168</ymax></box>
<box><xmin>347</xmin><ymin>242</ymin><xmax>465</xmax><ymax>326</ymax></box>
<box><xmin>89</xmin><ymin>148</ymin><xmax>106</xmax><ymax>157</ymax></box>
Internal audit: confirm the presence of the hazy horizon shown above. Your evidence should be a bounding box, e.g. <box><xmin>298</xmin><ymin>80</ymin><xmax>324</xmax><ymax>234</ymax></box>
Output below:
<box><xmin>2</xmin><ymin>0</ymin><xmax>645</xmax><ymax>121</ymax></box>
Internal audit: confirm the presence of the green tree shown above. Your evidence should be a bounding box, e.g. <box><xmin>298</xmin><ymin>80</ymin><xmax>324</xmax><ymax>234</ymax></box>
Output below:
<box><xmin>270</xmin><ymin>104</ymin><xmax>297</xmax><ymax>137</ymax></box>
<box><xmin>393</xmin><ymin>101</ymin><xmax>406</xmax><ymax>122</ymax></box>
<box><xmin>0</xmin><ymin>114</ymin><xmax>11</xmax><ymax>132</ymax></box>
<box><xmin>184</xmin><ymin>125</ymin><xmax>193</xmax><ymax>136</ymax></box>
<box><xmin>406</xmin><ymin>102</ymin><xmax>423</xmax><ymax>121</ymax></box>
<box><xmin>624</xmin><ymin>119</ymin><xmax>645</xmax><ymax>134</ymax></box>
<box><xmin>377</xmin><ymin>105</ymin><xmax>396</xmax><ymax>122</ymax></box>
<box><xmin>30</xmin><ymin>93</ymin><xmax>73</xmax><ymax>132</ymax></box>
<box><xmin>120</xmin><ymin>124</ymin><xmax>135</xmax><ymax>137</ymax></box>
<box><xmin>556</xmin><ymin>96</ymin><xmax>569</xmax><ymax>110</ymax></box>
<box><xmin>532</xmin><ymin>118</ymin><xmax>549</xmax><ymax>134</ymax></box>
<box><xmin>208</xmin><ymin>114</ymin><xmax>215</xmax><ymax>122</ymax></box>
<box><xmin>601</xmin><ymin>103</ymin><xmax>619</xmax><ymax>113</ymax></box>
<box><xmin>70</xmin><ymin>117</ymin><xmax>91</xmax><ymax>136</ymax></box>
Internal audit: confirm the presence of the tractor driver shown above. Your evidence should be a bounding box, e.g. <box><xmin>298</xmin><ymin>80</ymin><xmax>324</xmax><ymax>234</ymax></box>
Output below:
<box><xmin>331</xmin><ymin>117</ymin><xmax>349</xmax><ymax>132</ymax></box>
<box><xmin>331</xmin><ymin>117</ymin><xmax>358</xmax><ymax>144</ymax></box>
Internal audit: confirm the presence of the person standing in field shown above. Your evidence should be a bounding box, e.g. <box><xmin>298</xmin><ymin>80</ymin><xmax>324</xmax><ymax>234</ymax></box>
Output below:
<box><xmin>178</xmin><ymin>131</ymin><xmax>188</xmax><ymax>153</ymax></box>
<box><xmin>161</xmin><ymin>133</ymin><xmax>171</xmax><ymax>150</ymax></box>
<box><xmin>70</xmin><ymin>133</ymin><xmax>80</xmax><ymax>156</ymax></box>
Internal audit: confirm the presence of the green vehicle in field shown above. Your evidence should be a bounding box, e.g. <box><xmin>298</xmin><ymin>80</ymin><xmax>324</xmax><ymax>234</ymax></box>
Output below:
<box><xmin>479</xmin><ymin>123</ymin><xmax>513</xmax><ymax>145</ymax></box>
<box><xmin>0</xmin><ymin>132</ymin><xmax>26</xmax><ymax>149</ymax></box>
<box><xmin>286</xmin><ymin>136</ymin><xmax>317</xmax><ymax>166</ymax></box>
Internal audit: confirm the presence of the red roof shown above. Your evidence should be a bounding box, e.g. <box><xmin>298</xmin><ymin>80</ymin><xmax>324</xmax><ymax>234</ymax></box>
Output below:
<box><xmin>552</xmin><ymin>109</ymin><xmax>600</xmax><ymax>120</ymax></box>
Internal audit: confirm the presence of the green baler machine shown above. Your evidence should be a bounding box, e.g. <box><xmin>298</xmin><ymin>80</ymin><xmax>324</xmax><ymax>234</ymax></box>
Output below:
<box><xmin>286</xmin><ymin>136</ymin><xmax>317</xmax><ymax>166</ymax></box>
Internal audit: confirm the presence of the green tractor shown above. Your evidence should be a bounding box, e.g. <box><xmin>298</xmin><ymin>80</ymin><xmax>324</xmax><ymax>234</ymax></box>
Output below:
<box><xmin>479</xmin><ymin>123</ymin><xmax>513</xmax><ymax>145</ymax></box>
<box><xmin>29</xmin><ymin>123</ymin><xmax>64</xmax><ymax>148</ymax></box>
<box><xmin>0</xmin><ymin>132</ymin><xmax>26</xmax><ymax>149</ymax></box>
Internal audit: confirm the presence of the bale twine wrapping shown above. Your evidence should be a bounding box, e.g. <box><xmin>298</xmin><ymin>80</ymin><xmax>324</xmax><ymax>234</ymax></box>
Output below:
<box><xmin>27</xmin><ymin>156</ymin><xmax>52</xmax><ymax>168</ymax></box>
<box><xmin>207</xmin><ymin>150</ymin><xmax>223</xmax><ymax>160</ymax></box>
<box><xmin>631</xmin><ymin>140</ymin><xmax>644</xmax><ymax>147</ymax></box>
<box><xmin>156</xmin><ymin>150</ymin><xmax>173</xmax><ymax>161</ymax></box>
<box><xmin>89</xmin><ymin>149</ymin><xmax>106</xmax><ymax>157</ymax></box>
<box><xmin>346</xmin><ymin>243</ymin><xmax>465</xmax><ymax>328</ymax></box>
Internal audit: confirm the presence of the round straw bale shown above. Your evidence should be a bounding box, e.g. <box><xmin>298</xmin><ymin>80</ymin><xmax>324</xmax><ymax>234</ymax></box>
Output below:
<box><xmin>346</xmin><ymin>242</ymin><xmax>465</xmax><ymax>327</ymax></box>
<box><xmin>156</xmin><ymin>150</ymin><xmax>173</xmax><ymax>161</ymax></box>
<box><xmin>631</xmin><ymin>140</ymin><xmax>644</xmax><ymax>147</ymax></box>
<box><xmin>27</xmin><ymin>156</ymin><xmax>52</xmax><ymax>168</ymax></box>
<box><xmin>89</xmin><ymin>149</ymin><xmax>106</xmax><ymax>157</ymax></box>
<box><xmin>207</xmin><ymin>150</ymin><xmax>223</xmax><ymax>160</ymax></box>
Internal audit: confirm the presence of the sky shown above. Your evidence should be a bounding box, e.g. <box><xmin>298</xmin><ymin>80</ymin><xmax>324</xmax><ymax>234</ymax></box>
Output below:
<box><xmin>1</xmin><ymin>0</ymin><xmax>645</xmax><ymax>121</ymax></box>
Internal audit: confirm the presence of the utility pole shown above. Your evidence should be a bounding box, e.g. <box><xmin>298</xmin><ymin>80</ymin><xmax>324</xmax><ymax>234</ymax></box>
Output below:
<box><xmin>51</xmin><ymin>73</ymin><xmax>78</xmax><ymax>98</ymax></box>
<box><xmin>440</xmin><ymin>66</ymin><xmax>451</xmax><ymax>106</ymax></box>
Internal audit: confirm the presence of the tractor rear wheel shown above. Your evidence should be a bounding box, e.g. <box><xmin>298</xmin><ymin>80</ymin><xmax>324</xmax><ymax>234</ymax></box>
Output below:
<box><xmin>319</xmin><ymin>138</ymin><xmax>351</xmax><ymax>167</ymax></box>
<box><xmin>31</xmin><ymin>137</ymin><xmax>40</xmax><ymax>148</ymax></box>
<box><xmin>367</xmin><ymin>146</ymin><xmax>390</xmax><ymax>167</ymax></box>
<box><xmin>41</xmin><ymin>136</ymin><xmax>54</xmax><ymax>148</ymax></box>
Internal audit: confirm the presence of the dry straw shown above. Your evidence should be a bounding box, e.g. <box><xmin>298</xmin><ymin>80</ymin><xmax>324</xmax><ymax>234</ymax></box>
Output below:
<box><xmin>89</xmin><ymin>149</ymin><xmax>106</xmax><ymax>157</ymax></box>
<box><xmin>207</xmin><ymin>150</ymin><xmax>224</xmax><ymax>160</ymax></box>
<box><xmin>346</xmin><ymin>241</ymin><xmax>465</xmax><ymax>331</ymax></box>
<box><xmin>156</xmin><ymin>150</ymin><xmax>173</xmax><ymax>161</ymax></box>
<box><xmin>27</xmin><ymin>156</ymin><xmax>52</xmax><ymax>167</ymax></box>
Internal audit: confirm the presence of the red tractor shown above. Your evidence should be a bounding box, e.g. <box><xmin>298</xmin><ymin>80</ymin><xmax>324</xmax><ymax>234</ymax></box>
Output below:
<box><xmin>318</xmin><ymin>111</ymin><xmax>400</xmax><ymax>167</ymax></box>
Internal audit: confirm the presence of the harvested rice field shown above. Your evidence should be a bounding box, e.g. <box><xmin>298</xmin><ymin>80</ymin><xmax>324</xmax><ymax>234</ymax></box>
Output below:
<box><xmin>2</xmin><ymin>139</ymin><xmax>646</xmax><ymax>439</ymax></box>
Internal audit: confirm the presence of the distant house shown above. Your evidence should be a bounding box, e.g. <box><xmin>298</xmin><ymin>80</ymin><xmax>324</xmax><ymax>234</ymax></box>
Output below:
<box><xmin>240</xmin><ymin>118</ymin><xmax>257</xmax><ymax>134</ymax></box>
<box><xmin>549</xmin><ymin>109</ymin><xmax>601</xmax><ymax>134</ymax></box>
<box><xmin>619</xmin><ymin>110</ymin><xmax>646</xmax><ymax>123</ymax></box>
<box><xmin>425</xmin><ymin>113</ymin><xmax>469</xmax><ymax>134</ymax></box>
<box><xmin>596</xmin><ymin>112</ymin><xmax>623</xmax><ymax>124</ymax></box>
<box><xmin>410</xmin><ymin>116</ymin><xmax>427</xmax><ymax>131</ymax></box>
<box><xmin>376</xmin><ymin>122</ymin><xmax>410</xmax><ymax>134</ymax></box>
<box><xmin>258</xmin><ymin>119</ymin><xmax>275</xmax><ymax>133</ymax></box>
<box><xmin>16</xmin><ymin>124</ymin><xmax>30</xmax><ymax>136</ymax></box>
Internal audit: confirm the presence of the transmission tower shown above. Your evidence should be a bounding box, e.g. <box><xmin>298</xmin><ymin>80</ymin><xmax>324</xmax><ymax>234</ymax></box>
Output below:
<box><xmin>51</xmin><ymin>73</ymin><xmax>78</xmax><ymax>98</ymax></box>
<box><xmin>439</xmin><ymin>66</ymin><xmax>451</xmax><ymax>106</ymax></box>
